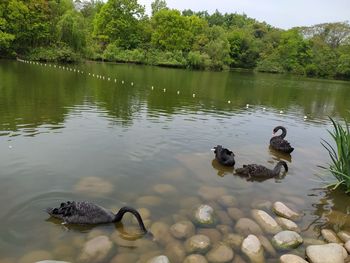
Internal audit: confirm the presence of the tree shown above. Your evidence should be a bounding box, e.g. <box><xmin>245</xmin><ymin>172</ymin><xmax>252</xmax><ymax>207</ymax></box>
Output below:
<box><xmin>56</xmin><ymin>9</ymin><xmax>86</xmax><ymax>52</ymax></box>
<box><xmin>151</xmin><ymin>9</ymin><xmax>192</xmax><ymax>51</ymax></box>
<box><xmin>151</xmin><ymin>0</ymin><xmax>167</xmax><ymax>16</ymax></box>
<box><xmin>93</xmin><ymin>0</ymin><xmax>145</xmax><ymax>49</ymax></box>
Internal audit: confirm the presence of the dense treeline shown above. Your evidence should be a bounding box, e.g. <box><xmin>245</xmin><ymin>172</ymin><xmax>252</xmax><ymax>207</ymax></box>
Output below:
<box><xmin>1</xmin><ymin>0</ymin><xmax>350</xmax><ymax>79</ymax></box>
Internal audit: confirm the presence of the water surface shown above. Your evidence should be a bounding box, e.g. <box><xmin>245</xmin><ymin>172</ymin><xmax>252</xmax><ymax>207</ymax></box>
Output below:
<box><xmin>1</xmin><ymin>60</ymin><xmax>350</xmax><ymax>262</ymax></box>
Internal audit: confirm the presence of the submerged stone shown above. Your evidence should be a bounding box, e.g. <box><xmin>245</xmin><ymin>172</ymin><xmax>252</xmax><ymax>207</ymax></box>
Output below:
<box><xmin>241</xmin><ymin>234</ymin><xmax>265</xmax><ymax>263</ymax></box>
<box><xmin>78</xmin><ymin>235</ymin><xmax>113</xmax><ymax>263</ymax></box>
<box><xmin>234</xmin><ymin>218</ymin><xmax>263</xmax><ymax>235</ymax></box>
<box><xmin>272</xmin><ymin>231</ymin><xmax>303</xmax><ymax>249</ymax></box>
<box><xmin>280</xmin><ymin>254</ymin><xmax>308</xmax><ymax>263</ymax></box>
<box><xmin>206</xmin><ymin>244</ymin><xmax>234</xmax><ymax>263</ymax></box>
<box><xmin>272</xmin><ymin>202</ymin><xmax>300</xmax><ymax>220</ymax></box>
<box><xmin>193</xmin><ymin>205</ymin><xmax>217</xmax><ymax>227</ymax></box>
<box><xmin>184</xmin><ymin>235</ymin><xmax>211</xmax><ymax>254</ymax></box>
<box><xmin>251</xmin><ymin>209</ymin><xmax>282</xmax><ymax>234</ymax></box>
<box><xmin>74</xmin><ymin>176</ymin><xmax>113</xmax><ymax>196</ymax></box>
<box><xmin>306</xmin><ymin>243</ymin><xmax>347</xmax><ymax>263</ymax></box>
<box><xmin>321</xmin><ymin>229</ymin><xmax>343</xmax><ymax>243</ymax></box>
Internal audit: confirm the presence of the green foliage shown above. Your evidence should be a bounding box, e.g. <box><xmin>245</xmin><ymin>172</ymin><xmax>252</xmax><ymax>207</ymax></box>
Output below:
<box><xmin>26</xmin><ymin>44</ymin><xmax>81</xmax><ymax>62</ymax></box>
<box><xmin>93</xmin><ymin>0</ymin><xmax>145</xmax><ymax>49</ymax></box>
<box><xmin>321</xmin><ymin>117</ymin><xmax>350</xmax><ymax>193</ymax></box>
<box><xmin>0</xmin><ymin>1</ymin><xmax>349</xmax><ymax>80</ymax></box>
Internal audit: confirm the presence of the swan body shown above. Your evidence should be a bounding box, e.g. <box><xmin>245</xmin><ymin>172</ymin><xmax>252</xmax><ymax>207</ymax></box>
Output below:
<box><xmin>212</xmin><ymin>145</ymin><xmax>235</xmax><ymax>166</ymax></box>
<box><xmin>235</xmin><ymin>161</ymin><xmax>288</xmax><ymax>178</ymax></box>
<box><xmin>270</xmin><ymin>126</ymin><xmax>294</xmax><ymax>153</ymax></box>
<box><xmin>46</xmin><ymin>201</ymin><xmax>147</xmax><ymax>233</ymax></box>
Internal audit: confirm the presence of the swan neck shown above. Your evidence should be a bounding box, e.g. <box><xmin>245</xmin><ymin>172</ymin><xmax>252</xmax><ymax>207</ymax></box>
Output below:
<box><xmin>279</xmin><ymin>127</ymin><xmax>287</xmax><ymax>138</ymax></box>
<box><xmin>114</xmin><ymin>206</ymin><xmax>147</xmax><ymax>233</ymax></box>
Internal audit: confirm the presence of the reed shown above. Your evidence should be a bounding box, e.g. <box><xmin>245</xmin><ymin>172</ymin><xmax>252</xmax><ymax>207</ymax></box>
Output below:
<box><xmin>321</xmin><ymin>117</ymin><xmax>350</xmax><ymax>193</ymax></box>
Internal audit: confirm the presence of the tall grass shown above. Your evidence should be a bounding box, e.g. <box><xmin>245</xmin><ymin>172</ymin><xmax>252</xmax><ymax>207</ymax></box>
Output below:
<box><xmin>321</xmin><ymin>117</ymin><xmax>350</xmax><ymax>193</ymax></box>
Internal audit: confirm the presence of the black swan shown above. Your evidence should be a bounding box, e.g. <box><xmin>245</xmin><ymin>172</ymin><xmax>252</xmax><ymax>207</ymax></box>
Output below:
<box><xmin>46</xmin><ymin>201</ymin><xmax>147</xmax><ymax>233</ymax></box>
<box><xmin>235</xmin><ymin>161</ymin><xmax>288</xmax><ymax>178</ymax></box>
<box><xmin>212</xmin><ymin>145</ymin><xmax>235</xmax><ymax>166</ymax></box>
<box><xmin>270</xmin><ymin>126</ymin><xmax>294</xmax><ymax>153</ymax></box>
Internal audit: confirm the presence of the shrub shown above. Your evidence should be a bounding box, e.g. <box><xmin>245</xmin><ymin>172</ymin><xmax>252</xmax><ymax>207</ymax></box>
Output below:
<box><xmin>187</xmin><ymin>51</ymin><xmax>211</xmax><ymax>69</ymax></box>
<box><xmin>321</xmin><ymin>117</ymin><xmax>350</xmax><ymax>193</ymax></box>
<box><xmin>26</xmin><ymin>45</ymin><xmax>81</xmax><ymax>63</ymax></box>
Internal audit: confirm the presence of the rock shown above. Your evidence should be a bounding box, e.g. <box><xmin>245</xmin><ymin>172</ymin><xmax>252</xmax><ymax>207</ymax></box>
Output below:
<box><xmin>197</xmin><ymin>228</ymin><xmax>222</xmax><ymax>244</ymax></box>
<box><xmin>153</xmin><ymin>184</ymin><xmax>177</xmax><ymax>195</ymax></box>
<box><xmin>78</xmin><ymin>235</ymin><xmax>113</xmax><ymax>263</ymax></box>
<box><xmin>216</xmin><ymin>224</ymin><xmax>233</xmax><ymax>234</ymax></box>
<box><xmin>183</xmin><ymin>254</ymin><xmax>208</xmax><ymax>263</ymax></box>
<box><xmin>170</xmin><ymin>220</ymin><xmax>195</xmax><ymax>239</ymax></box>
<box><xmin>198</xmin><ymin>186</ymin><xmax>227</xmax><ymax>201</ymax></box>
<box><xmin>276</xmin><ymin>217</ymin><xmax>300</xmax><ymax>233</ymax></box>
<box><xmin>184</xmin><ymin>235</ymin><xmax>211</xmax><ymax>254</ymax></box>
<box><xmin>241</xmin><ymin>235</ymin><xmax>265</xmax><ymax>263</ymax></box>
<box><xmin>74</xmin><ymin>176</ymin><xmax>113</xmax><ymax>195</ymax></box>
<box><xmin>306</xmin><ymin>243</ymin><xmax>347</xmax><ymax>263</ymax></box>
<box><xmin>217</xmin><ymin>195</ymin><xmax>237</xmax><ymax>207</ymax></box>
<box><xmin>180</xmin><ymin>197</ymin><xmax>201</xmax><ymax>209</ymax></box>
<box><xmin>345</xmin><ymin>240</ymin><xmax>350</xmax><ymax>254</ymax></box>
<box><xmin>193</xmin><ymin>205</ymin><xmax>217</xmax><ymax>227</ymax></box>
<box><xmin>251</xmin><ymin>199</ymin><xmax>272</xmax><ymax>210</ymax></box>
<box><xmin>137</xmin><ymin>251</ymin><xmax>162</xmax><ymax>263</ymax></box>
<box><xmin>257</xmin><ymin>235</ymin><xmax>276</xmax><ymax>257</ymax></box>
<box><xmin>251</xmin><ymin>209</ymin><xmax>281</xmax><ymax>234</ymax></box>
<box><xmin>280</xmin><ymin>254</ymin><xmax>308</xmax><ymax>263</ymax></box>
<box><xmin>272</xmin><ymin>202</ymin><xmax>300</xmax><ymax>221</ymax></box>
<box><xmin>165</xmin><ymin>241</ymin><xmax>186</xmax><ymax>263</ymax></box>
<box><xmin>234</xmin><ymin>218</ymin><xmax>263</xmax><ymax>235</ymax></box>
<box><xmin>222</xmin><ymin>233</ymin><xmax>244</xmax><ymax>249</ymax></box>
<box><xmin>272</xmin><ymin>231</ymin><xmax>303</xmax><ymax>249</ymax></box>
<box><xmin>216</xmin><ymin>210</ymin><xmax>232</xmax><ymax>225</ymax></box>
<box><xmin>303</xmin><ymin>238</ymin><xmax>327</xmax><ymax>246</ymax></box>
<box><xmin>227</xmin><ymin>207</ymin><xmax>245</xmax><ymax>221</ymax></box>
<box><xmin>150</xmin><ymin>222</ymin><xmax>174</xmax><ymax>246</ymax></box>
<box><xmin>19</xmin><ymin>250</ymin><xmax>53</xmax><ymax>263</ymax></box>
<box><xmin>136</xmin><ymin>196</ymin><xmax>162</xmax><ymax>206</ymax></box>
<box><xmin>111</xmin><ymin>232</ymin><xmax>137</xmax><ymax>247</ymax></box>
<box><xmin>110</xmin><ymin>253</ymin><xmax>139</xmax><ymax>263</ymax></box>
<box><xmin>206</xmin><ymin>244</ymin><xmax>234</xmax><ymax>263</ymax></box>
<box><xmin>146</xmin><ymin>255</ymin><xmax>170</xmax><ymax>263</ymax></box>
<box><xmin>338</xmin><ymin>230</ymin><xmax>350</xmax><ymax>242</ymax></box>
<box><xmin>36</xmin><ymin>261</ymin><xmax>70</xmax><ymax>263</ymax></box>
<box><xmin>321</xmin><ymin>229</ymin><xmax>343</xmax><ymax>243</ymax></box>
<box><xmin>232</xmin><ymin>255</ymin><xmax>247</xmax><ymax>263</ymax></box>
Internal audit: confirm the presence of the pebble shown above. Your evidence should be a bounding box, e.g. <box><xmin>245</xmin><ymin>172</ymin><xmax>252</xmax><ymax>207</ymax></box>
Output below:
<box><xmin>78</xmin><ymin>235</ymin><xmax>113</xmax><ymax>262</ymax></box>
<box><xmin>206</xmin><ymin>244</ymin><xmax>234</xmax><ymax>263</ymax></box>
<box><xmin>18</xmin><ymin>250</ymin><xmax>53</xmax><ymax>263</ymax></box>
<box><xmin>217</xmin><ymin>195</ymin><xmax>237</xmax><ymax>208</ymax></box>
<box><xmin>165</xmin><ymin>241</ymin><xmax>186</xmax><ymax>262</ymax></box>
<box><xmin>272</xmin><ymin>231</ymin><xmax>303</xmax><ymax>249</ymax></box>
<box><xmin>110</xmin><ymin>253</ymin><xmax>139</xmax><ymax>263</ymax></box>
<box><xmin>197</xmin><ymin>228</ymin><xmax>222</xmax><ymax>244</ymax></box>
<box><xmin>153</xmin><ymin>184</ymin><xmax>177</xmax><ymax>195</ymax></box>
<box><xmin>193</xmin><ymin>204</ymin><xmax>217</xmax><ymax>227</ymax></box>
<box><xmin>150</xmin><ymin>222</ymin><xmax>173</xmax><ymax>246</ymax></box>
<box><xmin>345</xmin><ymin>240</ymin><xmax>350</xmax><ymax>254</ymax></box>
<box><xmin>136</xmin><ymin>195</ymin><xmax>162</xmax><ymax>206</ymax></box>
<box><xmin>222</xmin><ymin>233</ymin><xmax>243</xmax><ymax>249</ymax></box>
<box><xmin>251</xmin><ymin>209</ymin><xmax>282</xmax><ymax>234</ymax></box>
<box><xmin>216</xmin><ymin>210</ymin><xmax>232</xmax><ymax>225</ymax></box>
<box><xmin>147</xmin><ymin>255</ymin><xmax>170</xmax><ymax>263</ymax></box>
<box><xmin>198</xmin><ymin>186</ymin><xmax>227</xmax><ymax>201</ymax></box>
<box><xmin>74</xmin><ymin>176</ymin><xmax>113</xmax><ymax>195</ymax></box>
<box><xmin>276</xmin><ymin>217</ymin><xmax>301</xmax><ymax>232</ymax></box>
<box><xmin>280</xmin><ymin>254</ymin><xmax>308</xmax><ymax>263</ymax></box>
<box><xmin>35</xmin><ymin>261</ymin><xmax>70</xmax><ymax>263</ymax></box>
<box><xmin>321</xmin><ymin>229</ymin><xmax>343</xmax><ymax>243</ymax></box>
<box><xmin>234</xmin><ymin>218</ymin><xmax>263</xmax><ymax>235</ymax></box>
<box><xmin>184</xmin><ymin>235</ymin><xmax>211</xmax><ymax>254</ymax></box>
<box><xmin>272</xmin><ymin>202</ymin><xmax>300</xmax><ymax>220</ymax></box>
<box><xmin>338</xmin><ymin>230</ymin><xmax>350</xmax><ymax>242</ymax></box>
<box><xmin>306</xmin><ymin>243</ymin><xmax>347</xmax><ymax>263</ymax></box>
<box><xmin>257</xmin><ymin>235</ymin><xmax>276</xmax><ymax>257</ymax></box>
<box><xmin>241</xmin><ymin>234</ymin><xmax>265</xmax><ymax>263</ymax></box>
<box><xmin>183</xmin><ymin>254</ymin><xmax>208</xmax><ymax>263</ymax></box>
<box><xmin>227</xmin><ymin>207</ymin><xmax>245</xmax><ymax>221</ymax></box>
<box><xmin>170</xmin><ymin>220</ymin><xmax>195</xmax><ymax>239</ymax></box>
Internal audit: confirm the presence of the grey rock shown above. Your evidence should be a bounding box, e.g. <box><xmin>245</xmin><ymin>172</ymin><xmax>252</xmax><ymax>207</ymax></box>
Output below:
<box><xmin>272</xmin><ymin>231</ymin><xmax>303</xmax><ymax>249</ymax></box>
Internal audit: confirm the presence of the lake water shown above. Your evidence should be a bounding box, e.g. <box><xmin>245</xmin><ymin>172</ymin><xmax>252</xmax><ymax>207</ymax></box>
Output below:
<box><xmin>0</xmin><ymin>59</ymin><xmax>350</xmax><ymax>262</ymax></box>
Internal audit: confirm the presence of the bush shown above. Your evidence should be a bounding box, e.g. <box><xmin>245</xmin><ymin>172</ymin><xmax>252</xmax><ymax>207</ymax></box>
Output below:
<box><xmin>187</xmin><ymin>51</ymin><xmax>211</xmax><ymax>69</ymax></box>
<box><xmin>305</xmin><ymin>64</ymin><xmax>318</xmax><ymax>77</ymax></box>
<box><xmin>26</xmin><ymin>45</ymin><xmax>81</xmax><ymax>63</ymax></box>
<box><xmin>321</xmin><ymin>117</ymin><xmax>350</xmax><ymax>193</ymax></box>
<box><xmin>256</xmin><ymin>56</ymin><xmax>284</xmax><ymax>73</ymax></box>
